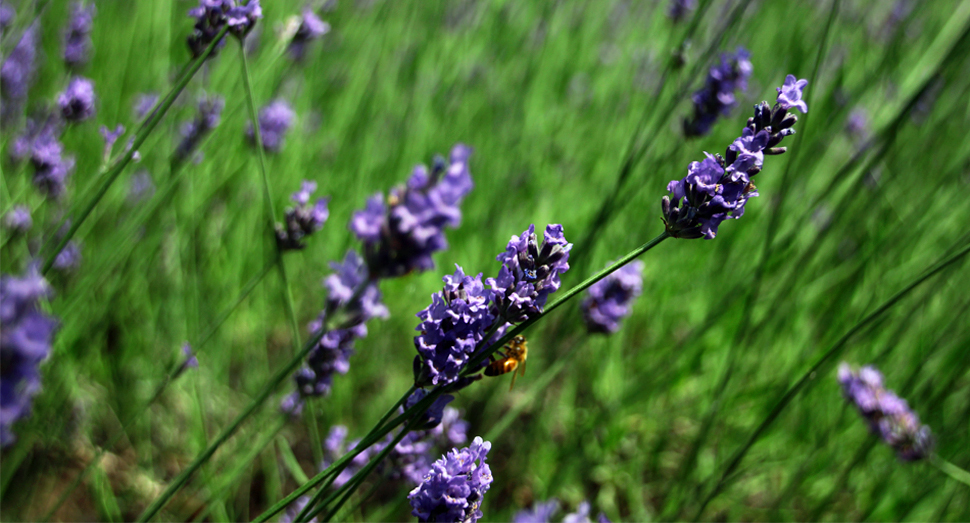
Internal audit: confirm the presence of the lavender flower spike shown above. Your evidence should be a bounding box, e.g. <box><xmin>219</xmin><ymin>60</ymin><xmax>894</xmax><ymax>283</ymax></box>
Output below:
<box><xmin>1</xmin><ymin>23</ymin><xmax>38</xmax><ymax>106</ymax></box>
<box><xmin>581</xmin><ymin>260</ymin><xmax>644</xmax><ymax>334</ymax></box>
<box><xmin>276</xmin><ymin>180</ymin><xmax>330</xmax><ymax>251</ymax></box>
<box><xmin>413</xmin><ymin>265</ymin><xmax>494</xmax><ymax>388</ymax></box>
<box><xmin>246</xmin><ymin>99</ymin><xmax>295</xmax><ymax>153</ymax></box>
<box><xmin>663</xmin><ymin>75</ymin><xmax>807</xmax><ymax>239</ymax></box>
<box><xmin>683</xmin><ymin>48</ymin><xmax>752</xmax><ymax>137</ymax></box>
<box><xmin>288</xmin><ymin>8</ymin><xmax>330</xmax><ymax>61</ymax></box>
<box><xmin>409</xmin><ymin>436</ymin><xmax>493</xmax><ymax>523</ymax></box>
<box><xmin>838</xmin><ymin>363</ymin><xmax>933</xmax><ymax>461</ymax></box>
<box><xmin>175</xmin><ymin>94</ymin><xmax>225</xmax><ymax>161</ymax></box>
<box><xmin>3</xmin><ymin>206</ymin><xmax>32</xmax><ymax>234</ymax></box>
<box><xmin>351</xmin><ymin>144</ymin><xmax>474</xmax><ymax>279</ymax></box>
<box><xmin>58</xmin><ymin>76</ymin><xmax>97</xmax><ymax>122</ymax></box>
<box><xmin>487</xmin><ymin>224</ymin><xmax>572</xmax><ymax>324</ymax></box>
<box><xmin>63</xmin><ymin>2</ymin><xmax>96</xmax><ymax>69</ymax></box>
<box><xmin>13</xmin><ymin>117</ymin><xmax>75</xmax><ymax>198</ymax></box>
<box><xmin>1</xmin><ymin>266</ymin><xmax>57</xmax><ymax>446</ymax></box>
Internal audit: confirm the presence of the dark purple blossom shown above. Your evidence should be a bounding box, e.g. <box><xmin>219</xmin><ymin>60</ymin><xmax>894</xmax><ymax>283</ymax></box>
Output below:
<box><xmin>175</xmin><ymin>94</ymin><xmax>224</xmax><ymax>161</ymax></box>
<box><xmin>276</xmin><ymin>180</ymin><xmax>329</xmax><ymax>251</ymax></box>
<box><xmin>667</xmin><ymin>0</ymin><xmax>696</xmax><ymax>22</ymax></box>
<box><xmin>513</xmin><ymin>500</ymin><xmax>561</xmax><ymax>523</ymax></box>
<box><xmin>413</xmin><ymin>265</ymin><xmax>495</xmax><ymax>388</ymax></box>
<box><xmin>282</xmin><ymin>251</ymin><xmax>387</xmax><ymax>413</ymax></box>
<box><xmin>487</xmin><ymin>224</ymin><xmax>572</xmax><ymax>324</ymax></box>
<box><xmin>246</xmin><ymin>99</ymin><xmax>295</xmax><ymax>153</ymax></box>
<box><xmin>683</xmin><ymin>48</ymin><xmax>752</xmax><ymax>137</ymax></box>
<box><xmin>663</xmin><ymin>76</ymin><xmax>807</xmax><ymax>239</ymax></box>
<box><xmin>187</xmin><ymin>0</ymin><xmax>261</xmax><ymax>56</ymax></box>
<box><xmin>776</xmin><ymin>74</ymin><xmax>809</xmax><ymax>114</ymax></box>
<box><xmin>12</xmin><ymin>118</ymin><xmax>75</xmax><ymax>198</ymax></box>
<box><xmin>408</xmin><ymin>436</ymin><xmax>493</xmax><ymax>523</ymax></box>
<box><xmin>1</xmin><ymin>22</ymin><xmax>38</xmax><ymax>119</ymax></box>
<box><xmin>838</xmin><ymin>363</ymin><xmax>933</xmax><ymax>461</ymax></box>
<box><xmin>581</xmin><ymin>260</ymin><xmax>644</xmax><ymax>334</ymax></box>
<box><xmin>63</xmin><ymin>2</ymin><xmax>96</xmax><ymax>69</ymax></box>
<box><xmin>351</xmin><ymin>144</ymin><xmax>473</xmax><ymax>279</ymax></box>
<box><xmin>3</xmin><ymin>206</ymin><xmax>32</xmax><ymax>234</ymax></box>
<box><xmin>288</xmin><ymin>8</ymin><xmax>330</xmax><ymax>61</ymax></box>
<box><xmin>58</xmin><ymin>76</ymin><xmax>97</xmax><ymax>122</ymax></box>
<box><xmin>226</xmin><ymin>0</ymin><xmax>261</xmax><ymax>37</ymax></box>
<box><xmin>1</xmin><ymin>266</ymin><xmax>57</xmax><ymax>446</ymax></box>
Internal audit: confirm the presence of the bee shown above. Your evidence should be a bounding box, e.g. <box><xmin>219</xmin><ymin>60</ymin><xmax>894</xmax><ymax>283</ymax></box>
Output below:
<box><xmin>484</xmin><ymin>335</ymin><xmax>528</xmax><ymax>391</ymax></box>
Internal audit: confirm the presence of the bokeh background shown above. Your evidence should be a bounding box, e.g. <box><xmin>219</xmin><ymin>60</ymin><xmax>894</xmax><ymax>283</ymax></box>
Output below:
<box><xmin>2</xmin><ymin>0</ymin><xmax>970</xmax><ymax>521</ymax></box>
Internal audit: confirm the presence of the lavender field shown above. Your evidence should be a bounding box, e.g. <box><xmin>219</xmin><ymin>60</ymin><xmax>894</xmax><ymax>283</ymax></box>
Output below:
<box><xmin>2</xmin><ymin>0</ymin><xmax>970</xmax><ymax>521</ymax></box>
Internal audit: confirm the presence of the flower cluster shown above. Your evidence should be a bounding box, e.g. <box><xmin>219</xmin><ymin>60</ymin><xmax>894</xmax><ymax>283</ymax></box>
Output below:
<box><xmin>3</xmin><ymin>206</ymin><xmax>32</xmax><ymax>234</ymax></box>
<box><xmin>663</xmin><ymin>75</ymin><xmax>808</xmax><ymax>239</ymax></box>
<box><xmin>175</xmin><ymin>94</ymin><xmax>225</xmax><ymax>161</ymax></box>
<box><xmin>276</xmin><ymin>180</ymin><xmax>330</xmax><ymax>251</ymax></box>
<box><xmin>287</xmin><ymin>8</ymin><xmax>330</xmax><ymax>61</ymax></box>
<box><xmin>282</xmin><ymin>251</ymin><xmax>387</xmax><ymax>414</ymax></box>
<box><xmin>58</xmin><ymin>76</ymin><xmax>97</xmax><ymax>122</ymax></box>
<box><xmin>408</xmin><ymin>436</ymin><xmax>492</xmax><ymax>523</ymax></box>
<box><xmin>413</xmin><ymin>224</ymin><xmax>572</xmax><ymax>388</ymax></box>
<box><xmin>1</xmin><ymin>266</ymin><xmax>57</xmax><ymax>446</ymax></box>
<box><xmin>683</xmin><ymin>48</ymin><xmax>752</xmax><ymax>137</ymax></box>
<box><xmin>11</xmin><ymin>117</ymin><xmax>76</xmax><ymax>198</ymax></box>
<box><xmin>1</xmin><ymin>23</ymin><xmax>38</xmax><ymax>120</ymax></box>
<box><xmin>351</xmin><ymin>144</ymin><xmax>473</xmax><ymax>279</ymax></box>
<box><xmin>186</xmin><ymin>0</ymin><xmax>262</xmax><ymax>58</ymax></box>
<box><xmin>246</xmin><ymin>99</ymin><xmax>295</xmax><ymax>153</ymax></box>
<box><xmin>133</xmin><ymin>92</ymin><xmax>159</xmax><ymax>121</ymax></box>
<box><xmin>63</xmin><ymin>2</ymin><xmax>96</xmax><ymax>69</ymax></box>
<box><xmin>513</xmin><ymin>500</ymin><xmax>611</xmax><ymax>523</ymax></box>
<box><xmin>580</xmin><ymin>260</ymin><xmax>644</xmax><ymax>334</ymax></box>
<box><xmin>837</xmin><ymin>363</ymin><xmax>933</xmax><ymax>461</ymax></box>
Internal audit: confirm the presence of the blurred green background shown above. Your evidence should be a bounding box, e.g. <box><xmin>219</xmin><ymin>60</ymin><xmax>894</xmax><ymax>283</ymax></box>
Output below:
<box><xmin>2</xmin><ymin>0</ymin><xmax>970</xmax><ymax>521</ymax></box>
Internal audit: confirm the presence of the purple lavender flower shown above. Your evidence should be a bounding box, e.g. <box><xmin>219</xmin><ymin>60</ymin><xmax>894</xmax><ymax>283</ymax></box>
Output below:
<box><xmin>182</xmin><ymin>343</ymin><xmax>199</xmax><ymax>369</ymax></box>
<box><xmin>413</xmin><ymin>265</ymin><xmax>495</xmax><ymax>388</ymax></box>
<box><xmin>63</xmin><ymin>2</ymin><xmax>96</xmax><ymax>69</ymax></box>
<box><xmin>0</xmin><ymin>2</ymin><xmax>14</xmax><ymax>33</ymax></box>
<box><xmin>1</xmin><ymin>266</ymin><xmax>57</xmax><ymax>446</ymax></box>
<box><xmin>283</xmin><ymin>251</ymin><xmax>387</xmax><ymax>413</ymax></box>
<box><xmin>513</xmin><ymin>500</ymin><xmax>561</xmax><ymax>523</ymax></box>
<box><xmin>133</xmin><ymin>92</ymin><xmax>159</xmax><ymax>121</ymax></box>
<box><xmin>175</xmin><ymin>94</ymin><xmax>224</xmax><ymax>161</ymax></box>
<box><xmin>58</xmin><ymin>76</ymin><xmax>97</xmax><ymax>122</ymax></box>
<box><xmin>405</xmin><ymin>388</ymin><xmax>456</xmax><ymax>430</ymax></box>
<box><xmin>279</xmin><ymin>496</ymin><xmax>319</xmax><ymax>523</ymax></box>
<box><xmin>845</xmin><ymin>108</ymin><xmax>869</xmax><ymax>141</ymax></box>
<box><xmin>53</xmin><ymin>241</ymin><xmax>82</xmax><ymax>271</ymax></box>
<box><xmin>187</xmin><ymin>0</ymin><xmax>261</xmax><ymax>56</ymax></box>
<box><xmin>663</xmin><ymin>76</ymin><xmax>807</xmax><ymax>239</ymax></box>
<box><xmin>100</xmin><ymin>124</ymin><xmax>125</xmax><ymax>161</ymax></box>
<box><xmin>246</xmin><ymin>99</ymin><xmax>295</xmax><ymax>153</ymax></box>
<box><xmin>563</xmin><ymin>502</ymin><xmax>592</xmax><ymax>523</ymax></box>
<box><xmin>838</xmin><ymin>363</ymin><xmax>933</xmax><ymax>461</ymax></box>
<box><xmin>3</xmin><ymin>206</ymin><xmax>32</xmax><ymax>234</ymax></box>
<box><xmin>408</xmin><ymin>436</ymin><xmax>493</xmax><ymax>523</ymax></box>
<box><xmin>226</xmin><ymin>0</ymin><xmax>261</xmax><ymax>38</ymax></box>
<box><xmin>1</xmin><ymin>23</ymin><xmax>38</xmax><ymax>118</ymax></box>
<box><xmin>776</xmin><ymin>74</ymin><xmax>809</xmax><ymax>114</ymax></box>
<box><xmin>288</xmin><ymin>8</ymin><xmax>330</xmax><ymax>61</ymax></box>
<box><xmin>351</xmin><ymin>144</ymin><xmax>473</xmax><ymax>279</ymax></box>
<box><xmin>276</xmin><ymin>180</ymin><xmax>330</xmax><ymax>251</ymax></box>
<box><xmin>667</xmin><ymin>0</ymin><xmax>696</xmax><ymax>22</ymax></box>
<box><xmin>581</xmin><ymin>260</ymin><xmax>644</xmax><ymax>334</ymax></box>
<box><xmin>12</xmin><ymin>118</ymin><xmax>75</xmax><ymax>198</ymax></box>
<box><xmin>487</xmin><ymin>224</ymin><xmax>572</xmax><ymax>324</ymax></box>
<box><xmin>683</xmin><ymin>48</ymin><xmax>752</xmax><ymax>137</ymax></box>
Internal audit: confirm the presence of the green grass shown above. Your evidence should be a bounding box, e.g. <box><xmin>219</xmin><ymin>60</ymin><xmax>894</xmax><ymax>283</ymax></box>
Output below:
<box><xmin>2</xmin><ymin>0</ymin><xmax>970</xmax><ymax>521</ymax></box>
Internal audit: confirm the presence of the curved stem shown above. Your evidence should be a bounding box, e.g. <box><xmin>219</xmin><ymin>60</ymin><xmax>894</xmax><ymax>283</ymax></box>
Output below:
<box><xmin>930</xmin><ymin>454</ymin><xmax>970</xmax><ymax>488</ymax></box>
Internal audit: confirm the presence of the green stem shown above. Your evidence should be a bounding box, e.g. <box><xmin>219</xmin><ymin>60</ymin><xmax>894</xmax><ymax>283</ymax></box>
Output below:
<box><xmin>40</xmin><ymin>26</ymin><xmax>230</xmax><ymax>276</ymax></box>
<box><xmin>691</xmin><ymin>239</ymin><xmax>970</xmax><ymax>520</ymax></box>
<box><xmin>930</xmin><ymin>454</ymin><xmax>970</xmax><ymax>488</ymax></box>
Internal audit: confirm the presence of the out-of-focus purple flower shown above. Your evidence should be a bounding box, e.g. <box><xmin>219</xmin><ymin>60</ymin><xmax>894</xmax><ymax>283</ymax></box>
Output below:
<box><xmin>1</xmin><ymin>265</ymin><xmax>57</xmax><ymax>446</ymax></box>
<box><xmin>288</xmin><ymin>8</ymin><xmax>330</xmax><ymax>61</ymax></box>
<box><xmin>133</xmin><ymin>92</ymin><xmax>159</xmax><ymax>121</ymax></box>
<box><xmin>187</xmin><ymin>0</ymin><xmax>261</xmax><ymax>56</ymax></box>
<box><xmin>276</xmin><ymin>180</ymin><xmax>329</xmax><ymax>251</ymax></box>
<box><xmin>351</xmin><ymin>144</ymin><xmax>474</xmax><ymax>279</ymax></box>
<box><xmin>12</xmin><ymin>118</ymin><xmax>75</xmax><ymax>198</ymax></box>
<box><xmin>128</xmin><ymin>170</ymin><xmax>155</xmax><ymax>204</ymax></box>
<box><xmin>845</xmin><ymin>108</ymin><xmax>869</xmax><ymax>141</ymax></box>
<box><xmin>581</xmin><ymin>260</ymin><xmax>644</xmax><ymax>334</ymax></box>
<box><xmin>246</xmin><ymin>99</ymin><xmax>295</xmax><ymax>153</ymax></box>
<box><xmin>282</xmin><ymin>251</ymin><xmax>387</xmax><ymax>414</ymax></box>
<box><xmin>53</xmin><ymin>241</ymin><xmax>82</xmax><ymax>271</ymax></box>
<box><xmin>63</xmin><ymin>2</ymin><xmax>96</xmax><ymax>68</ymax></box>
<box><xmin>181</xmin><ymin>342</ymin><xmax>199</xmax><ymax>369</ymax></box>
<box><xmin>3</xmin><ymin>206</ymin><xmax>32</xmax><ymax>234</ymax></box>
<box><xmin>776</xmin><ymin>74</ymin><xmax>809</xmax><ymax>114</ymax></box>
<box><xmin>0</xmin><ymin>2</ymin><xmax>14</xmax><ymax>34</ymax></box>
<box><xmin>667</xmin><ymin>0</ymin><xmax>696</xmax><ymax>22</ymax></box>
<box><xmin>683</xmin><ymin>48</ymin><xmax>752</xmax><ymax>137</ymax></box>
<box><xmin>663</xmin><ymin>76</ymin><xmax>806</xmax><ymax>239</ymax></box>
<box><xmin>838</xmin><ymin>362</ymin><xmax>933</xmax><ymax>461</ymax></box>
<box><xmin>226</xmin><ymin>0</ymin><xmax>261</xmax><ymax>37</ymax></box>
<box><xmin>513</xmin><ymin>500</ymin><xmax>561</xmax><ymax>523</ymax></box>
<box><xmin>100</xmin><ymin>124</ymin><xmax>125</xmax><ymax>161</ymax></box>
<box><xmin>279</xmin><ymin>496</ymin><xmax>318</xmax><ymax>523</ymax></box>
<box><xmin>175</xmin><ymin>94</ymin><xmax>224</xmax><ymax>161</ymax></box>
<box><xmin>58</xmin><ymin>76</ymin><xmax>97</xmax><ymax>122</ymax></box>
<box><xmin>487</xmin><ymin>224</ymin><xmax>572</xmax><ymax>324</ymax></box>
<box><xmin>1</xmin><ymin>22</ymin><xmax>38</xmax><ymax>116</ymax></box>
<box><xmin>413</xmin><ymin>265</ymin><xmax>494</xmax><ymax>388</ymax></box>
<box><xmin>563</xmin><ymin>502</ymin><xmax>592</xmax><ymax>523</ymax></box>
<box><xmin>409</xmin><ymin>436</ymin><xmax>493</xmax><ymax>523</ymax></box>
<box><xmin>405</xmin><ymin>388</ymin><xmax>455</xmax><ymax>430</ymax></box>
